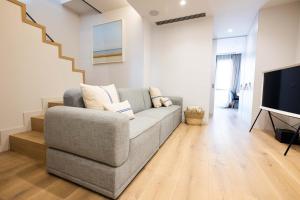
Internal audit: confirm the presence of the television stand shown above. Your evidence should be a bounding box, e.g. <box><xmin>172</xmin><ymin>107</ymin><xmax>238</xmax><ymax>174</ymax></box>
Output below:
<box><xmin>249</xmin><ymin>108</ymin><xmax>300</xmax><ymax>156</ymax></box>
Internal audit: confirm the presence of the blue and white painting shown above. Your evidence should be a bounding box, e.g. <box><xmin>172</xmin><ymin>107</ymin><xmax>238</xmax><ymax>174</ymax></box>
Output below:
<box><xmin>93</xmin><ymin>20</ymin><xmax>123</xmax><ymax>64</ymax></box>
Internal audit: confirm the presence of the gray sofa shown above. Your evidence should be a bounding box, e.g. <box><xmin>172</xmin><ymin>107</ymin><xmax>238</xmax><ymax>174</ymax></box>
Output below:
<box><xmin>45</xmin><ymin>88</ymin><xmax>182</xmax><ymax>199</ymax></box>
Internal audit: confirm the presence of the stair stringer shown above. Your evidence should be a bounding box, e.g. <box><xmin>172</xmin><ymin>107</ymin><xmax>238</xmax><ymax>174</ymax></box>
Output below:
<box><xmin>7</xmin><ymin>0</ymin><xmax>86</xmax><ymax>82</ymax></box>
<box><xmin>0</xmin><ymin>0</ymin><xmax>86</xmax><ymax>152</ymax></box>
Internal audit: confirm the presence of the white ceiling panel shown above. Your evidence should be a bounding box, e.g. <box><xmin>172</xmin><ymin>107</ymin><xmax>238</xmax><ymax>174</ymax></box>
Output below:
<box><xmin>127</xmin><ymin>0</ymin><xmax>300</xmax><ymax>38</ymax></box>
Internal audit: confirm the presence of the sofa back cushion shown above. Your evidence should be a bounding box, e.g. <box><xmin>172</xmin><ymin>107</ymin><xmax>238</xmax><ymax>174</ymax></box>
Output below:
<box><xmin>118</xmin><ymin>88</ymin><xmax>152</xmax><ymax>113</ymax></box>
<box><xmin>64</xmin><ymin>88</ymin><xmax>85</xmax><ymax>108</ymax></box>
<box><xmin>64</xmin><ymin>88</ymin><xmax>152</xmax><ymax>112</ymax></box>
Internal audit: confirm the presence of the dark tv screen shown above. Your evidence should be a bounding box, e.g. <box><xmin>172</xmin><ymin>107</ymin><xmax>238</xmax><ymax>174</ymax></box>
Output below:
<box><xmin>262</xmin><ymin>66</ymin><xmax>300</xmax><ymax>115</ymax></box>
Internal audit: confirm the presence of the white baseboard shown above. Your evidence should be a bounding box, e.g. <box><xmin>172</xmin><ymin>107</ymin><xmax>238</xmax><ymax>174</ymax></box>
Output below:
<box><xmin>0</xmin><ymin>110</ymin><xmax>42</xmax><ymax>152</ymax></box>
<box><xmin>0</xmin><ymin>126</ymin><xmax>24</xmax><ymax>152</ymax></box>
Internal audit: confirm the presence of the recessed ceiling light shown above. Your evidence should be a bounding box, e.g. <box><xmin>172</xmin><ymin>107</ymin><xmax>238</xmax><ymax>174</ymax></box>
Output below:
<box><xmin>180</xmin><ymin>0</ymin><xmax>187</xmax><ymax>6</ymax></box>
<box><xmin>227</xmin><ymin>28</ymin><xmax>233</xmax><ymax>33</ymax></box>
<box><xmin>149</xmin><ymin>10</ymin><xmax>159</xmax><ymax>16</ymax></box>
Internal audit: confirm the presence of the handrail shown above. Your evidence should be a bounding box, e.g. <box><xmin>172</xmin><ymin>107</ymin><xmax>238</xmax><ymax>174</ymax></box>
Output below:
<box><xmin>25</xmin><ymin>1</ymin><xmax>102</xmax><ymax>42</ymax></box>
<box><xmin>26</xmin><ymin>12</ymin><xmax>54</xmax><ymax>42</ymax></box>
<box><xmin>81</xmin><ymin>0</ymin><xmax>102</xmax><ymax>14</ymax></box>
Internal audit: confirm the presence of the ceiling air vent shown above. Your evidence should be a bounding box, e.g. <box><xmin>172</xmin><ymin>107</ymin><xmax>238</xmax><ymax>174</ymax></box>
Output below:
<box><xmin>156</xmin><ymin>13</ymin><xmax>206</xmax><ymax>26</ymax></box>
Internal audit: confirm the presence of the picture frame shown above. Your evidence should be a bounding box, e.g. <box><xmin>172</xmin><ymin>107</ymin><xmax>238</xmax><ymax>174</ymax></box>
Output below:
<box><xmin>93</xmin><ymin>19</ymin><xmax>124</xmax><ymax>64</ymax></box>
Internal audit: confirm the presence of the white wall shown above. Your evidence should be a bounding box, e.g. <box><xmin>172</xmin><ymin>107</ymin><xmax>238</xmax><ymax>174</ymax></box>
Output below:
<box><xmin>143</xmin><ymin>19</ymin><xmax>152</xmax><ymax>87</ymax></box>
<box><xmin>79</xmin><ymin>6</ymin><xmax>145</xmax><ymax>88</ymax></box>
<box><xmin>252</xmin><ymin>2</ymin><xmax>300</xmax><ymax>130</ymax></box>
<box><xmin>239</xmin><ymin>17</ymin><xmax>258</xmax><ymax>125</ymax></box>
<box><xmin>25</xmin><ymin>0</ymin><xmax>81</xmax><ymax>65</ymax></box>
<box><xmin>150</xmin><ymin>18</ymin><xmax>214</xmax><ymax>123</ymax></box>
<box><xmin>209</xmin><ymin>41</ymin><xmax>217</xmax><ymax>116</ymax></box>
<box><xmin>297</xmin><ymin>15</ymin><xmax>300</xmax><ymax>62</ymax></box>
<box><xmin>0</xmin><ymin>0</ymin><xmax>83</xmax><ymax>151</ymax></box>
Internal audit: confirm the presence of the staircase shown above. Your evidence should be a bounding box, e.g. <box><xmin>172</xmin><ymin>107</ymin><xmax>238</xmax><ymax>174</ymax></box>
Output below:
<box><xmin>9</xmin><ymin>101</ymin><xmax>63</xmax><ymax>161</ymax></box>
<box><xmin>0</xmin><ymin>0</ymin><xmax>87</xmax><ymax>155</ymax></box>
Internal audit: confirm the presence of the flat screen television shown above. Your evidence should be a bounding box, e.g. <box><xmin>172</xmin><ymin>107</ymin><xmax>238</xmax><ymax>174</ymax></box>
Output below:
<box><xmin>262</xmin><ymin>64</ymin><xmax>300</xmax><ymax>118</ymax></box>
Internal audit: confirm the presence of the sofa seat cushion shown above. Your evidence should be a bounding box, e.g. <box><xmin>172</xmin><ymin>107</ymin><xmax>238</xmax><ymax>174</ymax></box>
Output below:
<box><xmin>129</xmin><ymin>116</ymin><xmax>159</xmax><ymax>139</ymax></box>
<box><xmin>135</xmin><ymin>105</ymin><xmax>181</xmax><ymax>121</ymax></box>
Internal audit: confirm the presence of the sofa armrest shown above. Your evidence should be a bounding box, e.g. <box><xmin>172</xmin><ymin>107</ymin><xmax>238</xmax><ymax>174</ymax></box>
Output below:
<box><xmin>45</xmin><ymin>106</ymin><xmax>130</xmax><ymax>167</ymax></box>
<box><xmin>167</xmin><ymin>96</ymin><xmax>183</xmax><ymax>107</ymax></box>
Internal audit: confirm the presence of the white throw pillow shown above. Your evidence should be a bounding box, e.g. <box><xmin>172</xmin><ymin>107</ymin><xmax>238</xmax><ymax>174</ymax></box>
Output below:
<box><xmin>149</xmin><ymin>87</ymin><xmax>163</xmax><ymax>108</ymax></box>
<box><xmin>100</xmin><ymin>84</ymin><xmax>119</xmax><ymax>104</ymax></box>
<box><xmin>161</xmin><ymin>97</ymin><xmax>173</xmax><ymax>107</ymax></box>
<box><xmin>80</xmin><ymin>83</ymin><xmax>119</xmax><ymax>110</ymax></box>
<box><xmin>104</xmin><ymin>100</ymin><xmax>135</xmax><ymax>120</ymax></box>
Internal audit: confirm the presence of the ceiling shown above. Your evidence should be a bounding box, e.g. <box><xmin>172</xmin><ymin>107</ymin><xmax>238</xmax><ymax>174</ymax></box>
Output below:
<box><xmin>127</xmin><ymin>0</ymin><xmax>300</xmax><ymax>38</ymax></box>
<box><xmin>86</xmin><ymin>0</ymin><xmax>128</xmax><ymax>12</ymax></box>
<box><xmin>63</xmin><ymin>0</ymin><xmax>299</xmax><ymax>38</ymax></box>
<box><xmin>263</xmin><ymin>0</ymin><xmax>300</xmax><ymax>7</ymax></box>
<box><xmin>63</xmin><ymin>0</ymin><xmax>94</xmax><ymax>15</ymax></box>
<box><xmin>62</xmin><ymin>0</ymin><xmax>128</xmax><ymax>15</ymax></box>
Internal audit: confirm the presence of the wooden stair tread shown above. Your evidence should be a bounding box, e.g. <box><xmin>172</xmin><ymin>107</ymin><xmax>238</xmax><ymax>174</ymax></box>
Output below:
<box><xmin>10</xmin><ymin>131</ymin><xmax>45</xmax><ymax>145</ymax></box>
<box><xmin>48</xmin><ymin>100</ymin><xmax>63</xmax><ymax>104</ymax></box>
<box><xmin>48</xmin><ymin>101</ymin><xmax>63</xmax><ymax>108</ymax></box>
<box><xmin>31</xmin><ymin>115</ymin><xmax>44</xmax><ymax>120</ymax></box>
<box><xmin>9</xmin><ymin>131</ymin><xmax>46</xmax><ymax>161</ymax></box>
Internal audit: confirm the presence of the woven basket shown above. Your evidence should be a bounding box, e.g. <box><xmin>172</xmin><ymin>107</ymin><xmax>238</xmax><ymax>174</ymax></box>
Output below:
<box><xmin>184</xmin><ymin>107</ymin><xmax>204</xmax><ymax>126</ymax></box>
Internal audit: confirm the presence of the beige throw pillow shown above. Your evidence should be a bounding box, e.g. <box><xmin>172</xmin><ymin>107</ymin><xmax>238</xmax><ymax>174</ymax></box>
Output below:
<box><xmin>80</xmin><ymin>83</ymin><xmax>119</xmax><ymax>110</ymax></box>
<box><xmin>104</xmin><ymin>100</ymin><xmax>135</xmax><ymax>120</ymax></box>
<box><xmin>161</xmin><ymin>97</ymin><xmax>173</xmax><ymax>107</ymax></box>
<box><xmin>149</xmin><ymin>87</ymin><xmax>163</xmax><ymax>108</ymax></box>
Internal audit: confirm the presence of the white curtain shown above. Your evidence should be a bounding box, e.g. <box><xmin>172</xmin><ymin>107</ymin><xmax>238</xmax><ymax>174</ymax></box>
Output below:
<box><xmin>215</xmin><ymin>55</ymin><xmax>233</xmax><ymax>107</ymax></box>
<box><xmin>230</xmin><ymin>54</ymin><xmax>242</xmax><ymax>95</ymax></box>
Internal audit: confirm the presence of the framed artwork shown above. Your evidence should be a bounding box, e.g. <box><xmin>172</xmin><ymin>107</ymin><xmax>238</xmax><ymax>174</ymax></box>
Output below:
<box><xmin>93</xmin><ymin>20</ymin><xmax>124</xmax><ymax>64</ymax></box>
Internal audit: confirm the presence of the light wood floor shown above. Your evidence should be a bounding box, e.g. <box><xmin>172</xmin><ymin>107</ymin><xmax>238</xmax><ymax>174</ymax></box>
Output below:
<box><xmin>1</xmin><ymin>109</ymin><xmax>300</xmax><ymax>200</ymax></box>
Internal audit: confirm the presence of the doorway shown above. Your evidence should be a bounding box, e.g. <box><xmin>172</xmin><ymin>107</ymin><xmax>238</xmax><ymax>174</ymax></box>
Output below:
<box><xmin>210</xmin><ymin>36</ymin><xmax>255</xmax><ymax>124</ymax></box>
<box><xmin>214</xmin><ymin>54</ymin><xmax>241</xmax><ymax>109</ymax></box>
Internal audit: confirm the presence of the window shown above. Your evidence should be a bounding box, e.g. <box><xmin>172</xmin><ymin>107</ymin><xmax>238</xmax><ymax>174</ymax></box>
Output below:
<box><xmin>215</xmin><ymin>58</ymin><xmax>233</xmax><ymax>90</ymax></box>
<box><xmin>214</xmin><ymin>56</ymin><xmax>235</xmax><ymax>108</ymax></box>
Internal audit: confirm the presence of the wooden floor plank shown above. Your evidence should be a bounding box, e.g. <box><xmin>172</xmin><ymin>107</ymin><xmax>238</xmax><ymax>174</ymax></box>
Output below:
<box><xmin>1</xmin><ymin>109</ymin><xmax>300</xmax><ymax>200</ymax></box>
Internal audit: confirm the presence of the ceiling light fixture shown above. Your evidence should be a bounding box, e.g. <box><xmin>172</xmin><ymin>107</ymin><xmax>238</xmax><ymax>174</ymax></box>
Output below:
<box><xmin>227</xmin><ymin>28</ymin><xmax>233</xmax><ymax>33</ymax></box>
<box><xmin>180</xmin><ymin>0</ymin><xmax>187</xmax><ymax>6</ymax></box>
<box><xmin>149</xmin><ymin>10</ymin><xmax>159</xmax><ymax>16</ymax></box>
